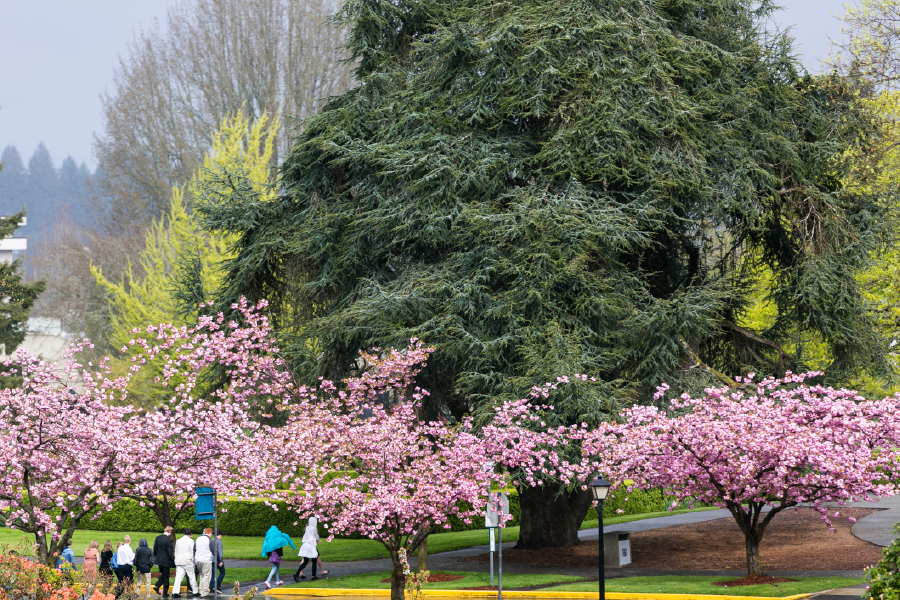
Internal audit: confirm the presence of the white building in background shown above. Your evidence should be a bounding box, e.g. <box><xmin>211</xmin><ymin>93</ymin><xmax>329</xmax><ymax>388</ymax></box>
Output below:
<box><xmin>0</xmin><ymin>217</ymin><xmax>72</xmax><ymax>363</ymax></box>
<box><xmin>0</xmin><ymin>216</ymin><xmax>26</xmax><ymax>263</ymax></box>
<box><xmin>15</xmin><ymin>317</ymin><xmax>73</xmax><ymax>363</ymax></box>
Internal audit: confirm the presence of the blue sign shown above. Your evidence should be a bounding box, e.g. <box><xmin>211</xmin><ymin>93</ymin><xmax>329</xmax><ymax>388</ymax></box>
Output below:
<box><xmin>195</xmin><ymin>487</ymin><xmax>215</xmax><ymax>520</ymax></box>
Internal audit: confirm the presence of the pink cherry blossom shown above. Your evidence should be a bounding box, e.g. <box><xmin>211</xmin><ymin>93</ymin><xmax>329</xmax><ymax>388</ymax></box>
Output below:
<box><xmin>583</xmin><ymin>372</ymin><xmax>900</xmax><ymax>577</ymax></box>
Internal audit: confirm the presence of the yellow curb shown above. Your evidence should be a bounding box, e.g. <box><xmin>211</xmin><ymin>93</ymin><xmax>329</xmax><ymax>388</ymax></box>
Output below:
<box><xmin>260</xmin><ymin>589</ymin><xmax>810</xmax><ymax>600</ymax></box>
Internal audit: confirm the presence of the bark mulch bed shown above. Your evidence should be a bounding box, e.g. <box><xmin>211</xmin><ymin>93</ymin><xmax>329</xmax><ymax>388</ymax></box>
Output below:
<box><xmin>379</xmin><ymin>574</ymin><xmax>463</xmax><ymax>583</ymax></box>
<box><xmin>713</xmin><ymin>575</ymin><xmax>798</xmax><ymax>587</ymax></box>
<box><xmin>458</xmin><ymin>508</ymin><xmax>882</xmax><ymax>571</ymax></box>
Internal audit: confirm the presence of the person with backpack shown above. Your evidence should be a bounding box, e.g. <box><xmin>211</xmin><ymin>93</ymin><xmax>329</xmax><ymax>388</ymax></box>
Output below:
<box><xmin>58</xmin><ymin>540</ymin><xmax>76</xmax><ymax>571</ymax></box>
<box><xmin>134</xmin><ymin>538</ymin><xmax>155</xmax><ymax>594</ymax></box>
<box><xmin>153</xmin><ymin>526</ymin><xmax>176</xmax><ymax>597</ymax></box>
<box><xmin>260</xmin><ymin>526</ymin><xmax>295</xmax><ymax>590</ymax></box>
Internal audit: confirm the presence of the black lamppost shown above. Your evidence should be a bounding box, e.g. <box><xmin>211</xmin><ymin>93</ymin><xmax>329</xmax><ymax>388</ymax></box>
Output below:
<box><xmin>590</xmin><ymin>477</ymin><xmax>611</xmax><ymax>600</ymax></box>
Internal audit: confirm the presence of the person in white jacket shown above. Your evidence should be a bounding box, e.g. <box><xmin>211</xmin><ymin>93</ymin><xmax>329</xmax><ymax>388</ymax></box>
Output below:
<box><xmin>115</xmin><ymin>535</ymin><xmax>136</xmax><ymax>599</ymax></box>
<box><xmin>292</xmin><ymin>518</ymin><xmax>321</xmax><ymax>581</ymax></box>
<box><xmin>172</xmin><ymin>528</ymin><xmax>198</xmax><ymax>598</ymax></box>
<box><xmin>194</xmin><ymin>528</ymin><xmax>215</xmax><ymax>597</ymax></box>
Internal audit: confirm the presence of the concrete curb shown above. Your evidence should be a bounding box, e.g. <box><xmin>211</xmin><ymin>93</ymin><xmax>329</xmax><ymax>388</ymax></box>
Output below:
<box><xmin>260</xmin><ymin>589</ymin><xmax>811</xmax><ymax>600</ymax></box>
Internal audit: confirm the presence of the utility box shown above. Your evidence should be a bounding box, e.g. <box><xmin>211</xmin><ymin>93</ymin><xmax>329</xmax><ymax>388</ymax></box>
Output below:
<box><xmin>603</xmin><ymin>532</ymin><xmax>631</xmax><ymax>567</ymax></box>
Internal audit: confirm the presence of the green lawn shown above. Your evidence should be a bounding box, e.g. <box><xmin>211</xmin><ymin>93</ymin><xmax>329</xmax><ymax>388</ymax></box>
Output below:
<box><xmin>0</xmin><ymin>528</ymin><xmax>519</xmax><ymax>563</ymax></box>
<box><xmin>547</xmin><ymin>576</ymin><xmax>865</xmax><ymax>597</ymax></box>
<box><xmin>280</xmin><ymin>570</ymin><xmax>583</xmax><ymax>590</ymax></box>
<box><xmin>0</xmin><ymin>507</ymin><xmax>725</xmax><ymax>564</ymax></box>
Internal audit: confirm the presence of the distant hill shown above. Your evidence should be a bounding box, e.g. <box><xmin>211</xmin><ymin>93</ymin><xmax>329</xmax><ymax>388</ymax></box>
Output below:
<box><xmin>0</xmin><ymin>144</ymin><xmax>94</xmax><ymax>243</ymax></box>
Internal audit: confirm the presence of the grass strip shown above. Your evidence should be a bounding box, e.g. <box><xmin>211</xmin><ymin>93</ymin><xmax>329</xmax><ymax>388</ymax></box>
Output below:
<box><xmin>280</xmin><ymin>570</ymin><xmax>583</xmax><ymax>590</ymax></box>
<box><xmin>546</xmin><ymin>575</ymin><xmax>864</xmax><ymax>597</ymax></box>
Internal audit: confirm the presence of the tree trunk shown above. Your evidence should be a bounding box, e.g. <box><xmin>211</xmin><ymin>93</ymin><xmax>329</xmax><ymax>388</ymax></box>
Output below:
<box><xmin>746</xmin><ymin>534</ymin><xmax>762</xmax><ymax>577</ymax></box>
<box><xmin>418</xmin><ymin>538</ymin><xmax>428</xmax><ymax>572</ymax></box>
<box><xmin>148</xmin><ymin>499</ymin><xmax>175</xmax><ymax>530</ymax></box>
<box><xmin>390</xmin><ymin>557</ymin><xmax>406</xmax><ymax>600</ymax></box>
<box><xmin>516</xmin><ymin>484</ymin><xmax>594</xmax><ymax>549</ymax></box>
<box><xmin>35</xmin><ymin>530</ymin><xmax>50</xmax><ymax>566</ymax></box>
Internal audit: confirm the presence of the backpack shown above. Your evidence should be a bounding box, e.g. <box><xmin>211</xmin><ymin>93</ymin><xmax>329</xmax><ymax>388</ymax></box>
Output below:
<box><xmin>268</xmin><ymin>550</ymin><xmax>281</xmax><ymax>564</ymax></box>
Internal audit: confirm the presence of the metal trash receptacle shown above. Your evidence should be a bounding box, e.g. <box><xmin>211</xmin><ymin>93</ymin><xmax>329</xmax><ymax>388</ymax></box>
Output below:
<box><xmin>603</xmin><ymin>532</ymin><xmax>632</xmax><ymax>567</ymax></box>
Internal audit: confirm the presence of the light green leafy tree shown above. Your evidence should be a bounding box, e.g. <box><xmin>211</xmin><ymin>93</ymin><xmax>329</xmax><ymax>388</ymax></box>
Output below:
<box><xmin>93</xmin><ymin>110</ymin><xmax>280</xmax><ymax>405</ymax></box>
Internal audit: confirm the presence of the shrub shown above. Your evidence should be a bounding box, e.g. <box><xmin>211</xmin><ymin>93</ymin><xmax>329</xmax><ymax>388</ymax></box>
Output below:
<box><xmin>0</xmin><ymin>552</ymin><xmax>115</xmax><ymax>600</ymax></box>
<box><xmin>865</xmin><ymin>523</ymin><xmax>900</xmax><ymax>600</ymax></box>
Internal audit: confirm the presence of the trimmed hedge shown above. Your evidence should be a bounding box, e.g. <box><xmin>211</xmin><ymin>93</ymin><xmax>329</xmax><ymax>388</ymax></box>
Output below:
<box><xmin>78</xmin><ymin>499</ymin><xmax>313</xmax><ymax>538</ymax></box>
<box><xmin>76</xmin><ymin>486</ymin><xmax>672</xmax><ymax>538</ymax></box>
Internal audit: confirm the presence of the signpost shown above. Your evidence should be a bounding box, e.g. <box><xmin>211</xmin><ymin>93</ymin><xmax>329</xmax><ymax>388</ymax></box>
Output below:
<box><xmin>483</xmin><ymin>462</ymin><xmax>495</xmax><ymax>587</ymax></box>
<box><xmin>195</xmin><ymin>487</ymin><xmax>217</xmax><ymax>596</ymax></box>
<box><xmin>485</xmin><ymin>491</ymin><xmax>510</xmax><ymax>600</ymax></box>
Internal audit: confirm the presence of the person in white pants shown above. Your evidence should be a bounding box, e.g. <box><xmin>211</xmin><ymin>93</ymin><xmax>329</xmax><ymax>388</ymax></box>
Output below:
<box><xmin>195</xmin><ymin>528</ymin><xmax>215</xmax><ymax>597</ymax></box>
<box><xmin>172</xmin><ymin>528</ymin><xmax>198</xmax><ymax>598</ymax></box>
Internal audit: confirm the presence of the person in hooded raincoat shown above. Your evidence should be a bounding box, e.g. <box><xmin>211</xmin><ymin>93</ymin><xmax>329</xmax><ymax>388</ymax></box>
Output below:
<box><xmin>261</xmin><ymin>526</ymin><xmax>295</xmax><ymax>589</ymax></box>
<box><xmin>134</xmin><ymin>538</ymin><xmax>154</xmax><ymax>594</ymax></box>
<box><xmin>293</xmin><ymin>518</ymin><xmax>320</xmax><ymax>582</ymax></box>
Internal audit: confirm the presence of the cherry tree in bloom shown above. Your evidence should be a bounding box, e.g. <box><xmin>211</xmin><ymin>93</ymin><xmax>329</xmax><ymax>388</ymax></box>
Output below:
<box><xmin>0</xmin><ymin>300</ymin><xmax>276</xmax><ymax>565</ymax></box>
<box><xmin>121</xmin><ymin>401</ymin><xmax>269</xmax><ymax>529</ymax></box>
<box><xmin>0</xmin><ymin>345</ymin><xmax>146</xmax><ymax>565</ymax></box>
<box><xmin>110</xmin><ymin>298</ymin><xmax>289</xmax><ymax>527</ymax></box>
<box><xmin>584</xmin><ymin>373</ymin><xmax>900</xmax><ymax>577</ymax></box>
<box><xmin>269</xmin><ymin>343</ymin><xmax>587</xmax><ymax>600</ymax></box>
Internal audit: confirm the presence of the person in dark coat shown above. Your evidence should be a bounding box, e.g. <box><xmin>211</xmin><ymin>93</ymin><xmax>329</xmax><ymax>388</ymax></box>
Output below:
<box><xmin>134</xmin><ymin>538</ymin><xmax>155</xmax><ymax>593</ymax></box>
<box><xmin>212</xmin><ymin>534</ymin><xmax>225</xmax><ymax>593</ymax></box>
<box><xmin>153</xmin><ymin>526</ymin><xmax>176</xmax><ymax>597</ymax></box>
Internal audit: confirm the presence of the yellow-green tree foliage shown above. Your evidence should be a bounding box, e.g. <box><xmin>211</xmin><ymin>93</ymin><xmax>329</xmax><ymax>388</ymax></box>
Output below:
<box><xmin>736</xmin><ymin>90</ymin><xmax>900</xmax><ymax>396</ymax></box>
<box><xmin>851</xmin><ymin>91</ymin><xmax>900</xmax><ymax>396</ymax></box>
<box><xmin>93</xmin><ymin>111</ymin><xmax>280</xmax><ymax>405</ymax></box>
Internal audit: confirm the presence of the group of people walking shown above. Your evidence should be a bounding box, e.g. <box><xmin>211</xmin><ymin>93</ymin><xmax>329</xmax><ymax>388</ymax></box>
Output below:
<box><xmin>56</xmin><ymin>519</ymin><xmax>326</xmax><ymax>596</ymax></box>
<box><xmin>153</xmin><ymin>527</ymin><xmax>224</xmax><ymax>598</ymax></box>
<box><xmin>60</xmin><ymin>527</ymin><xmax>225</xmax><ymax>598</ymax></box>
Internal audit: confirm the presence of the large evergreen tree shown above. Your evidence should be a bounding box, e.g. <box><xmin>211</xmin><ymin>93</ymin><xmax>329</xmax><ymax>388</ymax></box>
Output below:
<box><xmin>199</xmin><ymin>0</ymin><xmax>893</xmax><ymax>546</ymax></box>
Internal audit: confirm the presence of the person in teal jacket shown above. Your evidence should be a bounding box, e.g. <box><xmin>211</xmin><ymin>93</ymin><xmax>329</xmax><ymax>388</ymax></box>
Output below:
<box><xmin>261</xmin><ymin>526</ymin><xmax>295</xmax><ymax>589</ymax></box>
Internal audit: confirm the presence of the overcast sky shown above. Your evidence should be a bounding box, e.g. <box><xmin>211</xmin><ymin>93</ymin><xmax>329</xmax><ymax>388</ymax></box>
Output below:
<box><xmin>0</xmin><ymin>0</ymin><xmax>850</xmax><ymax>170</ymax></box>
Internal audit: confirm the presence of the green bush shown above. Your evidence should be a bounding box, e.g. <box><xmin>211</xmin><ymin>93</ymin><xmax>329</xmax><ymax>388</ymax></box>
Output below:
<box><xmin>76</xmin><ymin>486</ymin><xmax>676</xmax><ymax>538</ymax></box>
<box><xmin>864</xmin><ymin>522</ymin><xmax>900</xmax><ymax>599</ymax></box>
<box><xmin>78</xmin><ymin>499</ymin><xmax>315</xmax><ymax>538</ymax></box>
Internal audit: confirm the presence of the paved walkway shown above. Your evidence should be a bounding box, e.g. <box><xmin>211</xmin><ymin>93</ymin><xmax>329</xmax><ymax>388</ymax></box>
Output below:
<box><xmin>839</xmin><ymin>495</ymin><xmax>900</xmax><ymax>546</ymax></box>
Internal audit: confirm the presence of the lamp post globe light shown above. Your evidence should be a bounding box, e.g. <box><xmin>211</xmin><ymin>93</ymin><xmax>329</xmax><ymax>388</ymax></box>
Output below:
<box><xmin>590</xmin><ymin>477</ymin><xmax>611</xmax><ymax>599</ymax></box>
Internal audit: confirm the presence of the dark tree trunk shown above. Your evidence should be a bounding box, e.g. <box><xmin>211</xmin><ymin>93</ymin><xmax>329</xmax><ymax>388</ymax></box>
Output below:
<box><xmin>746</xmin><ymin>535</ymin><xmax>762</xmax><ymax>577</ymax></box>
<box><xmin>516</xmin><ymin>485</ymin><xmax>594</xmax><ymax>549</ymax></box>
<box><xmin>149</xmin><ymin>500</ymin><xmax>175</xmax><ymax>530</ymax></box>
<box><xmin>418</xmin><ymin>538</ymin><xmax>428</xmax><ymax>572</ymax></box>
<box><xmin>389</xmin><ymin>556</ymin><xmax>406</xmax><ymax>600</ymax></box>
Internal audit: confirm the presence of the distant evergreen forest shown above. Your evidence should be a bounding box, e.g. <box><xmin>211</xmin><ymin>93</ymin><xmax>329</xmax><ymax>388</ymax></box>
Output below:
<box><xmin>0</xmin><ymin>144</ymin><xmax>94</xmax><ymax>243</ymax></box>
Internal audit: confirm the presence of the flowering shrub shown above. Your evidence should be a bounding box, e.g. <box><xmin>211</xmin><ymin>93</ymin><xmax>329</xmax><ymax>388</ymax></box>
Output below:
<box><xmin>398</xmin><ymin>548</ymin><xmax>428</xmax><ymax>600</ymax></box>
<box><xmin>0</xmin><ymin>552</ymin><xmax>115</xmax><ymax>600</ymax></box>
<box><xmin>865</xmin><ymin>523</ymin><xmax>900</xmax><ymax>600</ymax></box>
